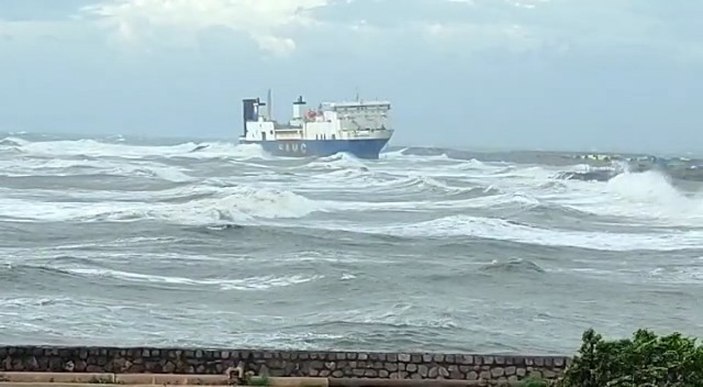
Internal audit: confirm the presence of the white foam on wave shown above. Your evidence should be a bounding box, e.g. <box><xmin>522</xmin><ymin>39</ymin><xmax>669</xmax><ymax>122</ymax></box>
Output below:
<box><xmin>1</xmin><ymin>136</ymin><xmax>271</xmax><ymax>161</ymax></box>
<box><xmin>0</xmin><ymin>156</ymin><xmax>194</xmax><ymax>182</ymax></box>
<box><xmin>0</xmin><ymin>185</ymin><xmax>321</xmax><ymax>224</ymax></box>
<box><xmin>61</xmin><ymin>267</ymin><xmax>322</xmax><ymax>290</ymax></box>
<box><xmin>308</xmin><ymin>214</ymin><xmax>702</xmax><ymax>252</ymax></box>
<box><xmin>308</xmin><ymin>303</ymin><xmax>458</xmax><ymax>329</ymax></box>
<box><xmin>378</xmin><ymin>148</ymin><xmax>408</xmax><ymax>159</ymax></box>
<box><xmin>314</xmin><ymin>191</ymin><xmax>533</xmax><ymax>213</ymax></box>
<box><xmin>304</xmin><ymin>152</ymin><xmax>368</xmax><ymax>171</ymax></box>
<box><xmin>556</xmin><ymin>170</ymin><xmax>703</xmax><ymax>225</ymax></box>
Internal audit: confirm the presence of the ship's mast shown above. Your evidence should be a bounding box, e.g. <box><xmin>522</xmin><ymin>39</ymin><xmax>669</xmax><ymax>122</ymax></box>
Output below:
<box><xmin>267</xmin><ymin>88</ymin><xmax>273</xmax><ymax>121</ymax></box>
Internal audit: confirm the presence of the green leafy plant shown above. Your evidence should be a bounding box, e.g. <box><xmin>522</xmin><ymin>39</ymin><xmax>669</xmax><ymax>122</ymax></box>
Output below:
<box><xmin>246</xmin><ymin>375</ymin><xmax>270</xmax><ymax>386</ymax></box>
<box><xmin>519</xmin><ymin>375</ymin><xmax>549</xmax><ymax>387</ymax></box>
<box><xmin>558</xmin><ymin>328</ymin><xmax>703</xmax><ymax>387</ymax></box>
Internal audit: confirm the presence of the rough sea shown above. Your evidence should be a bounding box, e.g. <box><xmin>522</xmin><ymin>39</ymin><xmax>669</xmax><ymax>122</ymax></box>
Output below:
<box><xmin>1</xmin><ymin>132</ymin><xmax>702</xmax><ymax>356</ymax></box>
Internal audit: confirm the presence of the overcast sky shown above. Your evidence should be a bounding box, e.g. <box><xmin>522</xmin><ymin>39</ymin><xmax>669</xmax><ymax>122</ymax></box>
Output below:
<box><xmin>1</xmin><ymin>0</ymin><xmax>701</xmax><ymax>154</ymax></box>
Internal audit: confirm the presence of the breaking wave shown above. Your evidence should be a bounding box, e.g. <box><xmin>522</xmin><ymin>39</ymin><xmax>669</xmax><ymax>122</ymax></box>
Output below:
<box><xmin>2</xmin><ymin>133</ymin><xmax>703</xmax><ymax>354</ymax></box>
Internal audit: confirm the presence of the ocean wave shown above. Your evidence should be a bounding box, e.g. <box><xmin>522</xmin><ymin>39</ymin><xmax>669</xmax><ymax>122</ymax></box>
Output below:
<box><xmin>0</xmin><ymin>186</ymin><xmax>321</xmax><ymax>224</ymax></box>
<box><xmin>1</xmin><ymin>263</ymin><xmax>322</xmax><ymax>291</ymax></box>
<box><xmin>556</xmin><ymin>170</ymin><xmax>703</xmax><ymax>225</ymax></box>
<box><xmin>303</xmin><ymin>152</ymin><xmax>369</xmax><ymax>171</ymax></box>
<box><xmin>307</xmin><ymin>215</ymin><xmax>703</xmax><ymax>252</ymax></box>
<box><xmin>0</xmin><ymin>136</ymin><xmax>270</xmax><ymax>161</ymax></box>
<box><xmin>296</xmin><ymin>303</ymin><xmax>459</xmax><ymax>330</ymax></box>
<box><xmin>479</xmin><ymin>259</ymin><xmax>546</xmax><ymax>274</ymax></box>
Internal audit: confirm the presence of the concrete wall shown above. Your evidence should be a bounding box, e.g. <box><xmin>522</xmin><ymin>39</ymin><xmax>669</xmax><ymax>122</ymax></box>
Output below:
<box><xmin>0</xmin><ymin>346</ymin><xmax>569</xmax><ymax>386</ymax></box>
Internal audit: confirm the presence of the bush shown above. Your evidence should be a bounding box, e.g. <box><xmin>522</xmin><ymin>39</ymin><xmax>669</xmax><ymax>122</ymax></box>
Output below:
<box><xmin>558</xmin><ymin>328</ymin><xmax>703</xmax><ymax>387</ymax></box>
<box><xmin>520</xmin><ymin>375</ymin><xmax>549</xmax><ymax>387</ymax></box>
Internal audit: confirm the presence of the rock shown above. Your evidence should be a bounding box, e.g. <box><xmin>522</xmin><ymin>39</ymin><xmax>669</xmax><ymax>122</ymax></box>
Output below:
<box><xmin>27</xmin><ymin>357</ymin><xmax>39</xmax><ymax>370</ymax></box>
<box><xmin>438</xmin><ymin>367</ymin><xmax>449</xmax><ymax>378</ymax></box>
<box><xmin>72</xmin><ymin>360</ymin><xmax>86</xmax><ymax>372</ymax></box>
<box><xmin>459</xmin><ymin>355</ymin><xmax>473</xmax><ymax>365</ymax></box>
<box><xmin>418</xmin><ymin>365</ymin><xmax>428</xmax><ymax>377</ymax></box>
<box><xmin>398</xmin><ymin>354</ymin><xmax>411</xmax><ymax>363</ymax></box>
<box><xmin>428</xmin><ymin>367</ymin><xmax>438</xmax><ymax>378</ymax></box>
<box><xmin>516</xmin><ymin>368</ymin><xmax>526</xmax><ymax>377</ymax></box>
<box><xmin>406</xmin><ymin>364</ymin><xmax>417</xmax><ymax>373</ymax></box>
<box><xmin>309</xmin><ymin>361</ymin><xmax>323</xmax><ymax>370</ymax></box>
<box><xmin>505</xmin><ymin>366</ymin><xmax>516</xmax><ymax>376</ymax></box>
<box><xmin>491</xmin><ymin>367</ymin><xmax>505</xmax><ymax>377</ymax></box>
<box><xmin>466</xmin><ymin>371</ymin><xmax>478</xmax><ymax>380</ymax></box>
<box><xmin>379</xmin><ymin>370</ymin><xmax>389</xmax><ymax>378</ymax></box>
<box><xmin>163</xmin><ymin>362</ymin><xmax>176</xmax><ymax>373</ymax></box>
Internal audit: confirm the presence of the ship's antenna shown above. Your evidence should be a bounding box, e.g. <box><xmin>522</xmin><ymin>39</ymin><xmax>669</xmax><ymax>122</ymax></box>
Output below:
<box><xmin>354</xmin><ymin>87</ymin><xmax>359</xmax><ymax>102</ymax></box>
<box><xmin>267</xmin><ymin>88</ymin><xmax>273</xmax><ymax>120</ymax></box>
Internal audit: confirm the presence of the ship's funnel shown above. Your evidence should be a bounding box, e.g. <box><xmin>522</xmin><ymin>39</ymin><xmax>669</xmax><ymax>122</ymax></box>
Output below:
<box><xmin>292</xmin><ymin>95</ymin><xmax>307</xmax><ymax>120</ymax></box>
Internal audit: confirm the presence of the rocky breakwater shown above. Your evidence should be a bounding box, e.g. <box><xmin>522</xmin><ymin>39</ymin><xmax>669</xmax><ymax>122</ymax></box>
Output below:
<box><xmin>0</xmin><ymin>346</ymin><xmax>569</xmax><ymax>385</ymax></box>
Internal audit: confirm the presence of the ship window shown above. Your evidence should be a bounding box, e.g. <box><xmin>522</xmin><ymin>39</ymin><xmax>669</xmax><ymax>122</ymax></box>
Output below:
<box><xmin>332</xmin><ymin>134</ymin><xmax>336</xmax><ymax>140</ymax></box>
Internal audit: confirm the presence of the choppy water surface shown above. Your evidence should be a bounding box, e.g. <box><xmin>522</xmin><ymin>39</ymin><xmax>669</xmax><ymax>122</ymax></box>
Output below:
<box><xmin>1</xmin><ymin>132</ymin><xmax>702</xmax><ymax>355</ymax></box>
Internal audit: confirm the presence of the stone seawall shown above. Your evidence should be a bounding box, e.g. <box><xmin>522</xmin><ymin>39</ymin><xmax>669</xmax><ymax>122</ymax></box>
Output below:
<box><xmin>0</xmin><ymin>346</ymin><xmax>570</xmax><ymax>386</ymax></box>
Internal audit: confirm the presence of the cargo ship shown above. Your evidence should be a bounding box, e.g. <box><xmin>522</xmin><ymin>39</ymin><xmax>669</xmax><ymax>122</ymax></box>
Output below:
<box><xmin>238</xmin><ymin>90</ymin><xmax>394</xmax><ymax>159</ymax></box>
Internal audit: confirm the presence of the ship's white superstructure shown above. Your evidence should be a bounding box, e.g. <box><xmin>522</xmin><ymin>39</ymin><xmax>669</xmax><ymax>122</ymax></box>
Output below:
<box><xmin>240</xmin><ymin>96</ymin><xmax>392</xmax><ymax>142</ymax></box>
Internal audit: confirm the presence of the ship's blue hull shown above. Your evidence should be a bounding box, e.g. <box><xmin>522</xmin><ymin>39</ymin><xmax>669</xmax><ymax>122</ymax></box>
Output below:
<box><xmin>240</xmin><ymin>138</ymin><xmax>390</xmax><ymax>159</ymax></box>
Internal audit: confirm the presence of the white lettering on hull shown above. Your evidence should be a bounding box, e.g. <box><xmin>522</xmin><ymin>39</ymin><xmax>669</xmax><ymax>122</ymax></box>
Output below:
<box><xmin>277</xmin><ymin>142</ymin><xmax>307</xmax><ymax>154</ymax></box>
